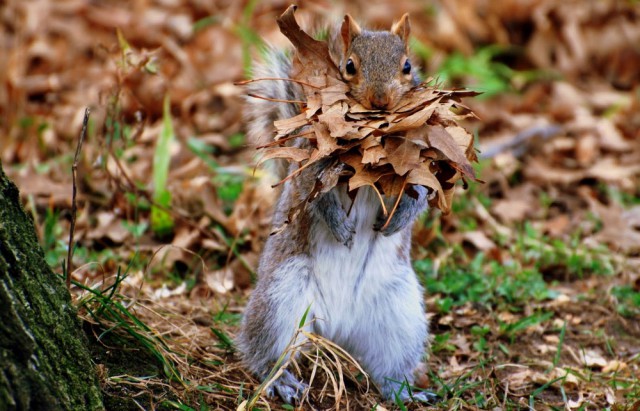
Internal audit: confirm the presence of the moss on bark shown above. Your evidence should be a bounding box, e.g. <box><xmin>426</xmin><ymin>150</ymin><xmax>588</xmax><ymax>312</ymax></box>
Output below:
<box><xmin>0</xmin><ymin>162</ymin><xmax>103</xmax><ymax>411</ymax></box>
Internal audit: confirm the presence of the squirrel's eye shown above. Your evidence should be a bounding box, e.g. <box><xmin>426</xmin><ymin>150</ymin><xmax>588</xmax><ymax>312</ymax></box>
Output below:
<box><xmin>403</xmin><ymin>59</ymin><xmax>411</xmax><ymax>75</ymax></box>
<box><xmin>345</xmin><ymin>59</ymin><xmax>356</xmax><ymax>75</ymax></box>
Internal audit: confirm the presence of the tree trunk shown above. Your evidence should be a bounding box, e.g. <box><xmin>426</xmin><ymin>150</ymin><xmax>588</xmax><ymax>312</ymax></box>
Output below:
<box><xmin>0</xmin><ymin>162</ymin><xmax>103</xmax><ymax>411</ymax></box>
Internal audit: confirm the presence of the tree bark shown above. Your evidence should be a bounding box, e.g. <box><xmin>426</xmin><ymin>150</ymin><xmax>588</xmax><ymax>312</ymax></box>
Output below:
<box><xmin>0</xmin><ymin>162</ymin><xmax>103</xmax><ymax>411</ymax></box>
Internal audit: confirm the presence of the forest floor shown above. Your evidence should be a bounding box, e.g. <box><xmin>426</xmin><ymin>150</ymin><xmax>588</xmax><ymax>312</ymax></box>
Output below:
<box><xmin>1</xmin><ymin>0</ymin><xmax>639</xmax><ymax>410</ymax></box>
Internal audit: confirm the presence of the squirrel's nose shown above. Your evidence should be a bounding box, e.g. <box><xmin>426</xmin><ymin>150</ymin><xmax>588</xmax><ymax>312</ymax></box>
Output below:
<box><xmin>370</xmin><ymin>93</ymin><xmax>390</xmax><ymax>110</ymax></box>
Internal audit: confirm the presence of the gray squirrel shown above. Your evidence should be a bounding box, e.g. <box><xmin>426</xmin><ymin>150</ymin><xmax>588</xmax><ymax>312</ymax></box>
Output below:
<box><xmin>238</xmin><ymin>11</ymin><xmax>437</xmax><ymax>405</ymax></box>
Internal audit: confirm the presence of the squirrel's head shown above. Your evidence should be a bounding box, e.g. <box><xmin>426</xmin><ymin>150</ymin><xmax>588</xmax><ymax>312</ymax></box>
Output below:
<box><xmin>329</xmin><ymin>14</ymin><xmax>416</xmax><ymax>111</ymax></box>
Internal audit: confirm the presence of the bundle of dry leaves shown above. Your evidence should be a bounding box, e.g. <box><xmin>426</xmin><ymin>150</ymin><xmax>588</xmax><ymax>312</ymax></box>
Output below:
<box><xmin>244</xmin><ymin>5</ymin><xmax>480</xmax><ymax>224</ymax></box>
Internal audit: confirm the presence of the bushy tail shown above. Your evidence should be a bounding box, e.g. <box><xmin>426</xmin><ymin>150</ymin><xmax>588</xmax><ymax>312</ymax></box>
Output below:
<box><xmin>244</xmin><ymin>49</ymin><xmax>302</xmax><ymax>180</ymax></box>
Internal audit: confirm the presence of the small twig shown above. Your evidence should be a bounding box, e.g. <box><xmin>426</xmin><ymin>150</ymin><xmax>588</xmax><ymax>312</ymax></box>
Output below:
<box><xmin>256</xmin><ymin>130</ymin><xmax>316</xmax><ymax>148</ymax></box>
<box><xmin>271</xmin><ymin>155</ymin><xmax>318</xmax><ymax>188</ymax></box>
<box><xmin>67</xmin><ymin>107</ymin><xmax>90</xmax><ymax>290</ymax></box>
<box><xmin>380</xmin><ymin>177</ymin><xmax>407</xmax><ymax>231</ymax></box>
<box><xmin>247</xmin><ymin>93</ymin><xmax>305</xmax><ymax>104</ymax></box>
<box><xmin>234</xmin><ymin>76</ymin><xmax>322</xmax><ymax>89</ymax></box>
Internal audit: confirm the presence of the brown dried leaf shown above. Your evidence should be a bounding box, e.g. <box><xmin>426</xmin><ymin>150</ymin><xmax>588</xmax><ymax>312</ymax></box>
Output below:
<box><xmin>342</xmin><ymin>152</ymin><xmax>388</xmax><ymax>191</ymax></box>
<box><xmin>393</xmin><ymin>88</ymin><xmax>442</xmax><ymax>113</ymax></box>
<box><xmin>378</xmin><ymin>174</ymin><xmax>407</xmax><ymax>199</ymax></box>
<box><xmin>492</xmin><ymin>198</ymin><xmax>533</xmax><ymax>224</ymax></box>
<box><xmin>445</xmin><ymin>125</ymin><xmax>476</xmax><ymax>160</ymax></box>
<box><xmin>276</xmin><ymin>5</ymin><xmax>339</xmax><ymax>88</ymax></box>
<box><xmin>258</xmin><ymin>146</ymin><xmax>311</xmax><ymax>164</ymax></box>
<box><xmin>384</xmin><ymin>137</ymin><xmax>422</xmax><ymax>176</ymax></box>
<box><xmin>462</xmin><ymin>231</ymin><xmax>497</xmax><ymax>251</ymax></box>
<box><xmin>426</xmin><ymin>125</ymin><xmax>476</xmax><ymax>178</ymax></box>
<box><xmin>319</xmin><ymin>101</ymin><xmax>355</xmax><ymax>138</ymax></box>
<box><xmin>313</xmin><ymin>122</ymin><xmax>341</xmax><ymax>156</ymax></box>
<box><xmin>386</xmin><ymin>97</ymin><xmax>441</xmax><ymax>133</ymax></box>
<box><xmin>321</xmin><ymin>83</ymin><xmax>350</xmax><ymax>106</ymax></box>
<box><xmin>583</xmin><ymin>195</ymin><xmax>640</xmax><ymax>254</ymax></box>
<box><xmin>406</xmin><ymin>163</ymin><xmax>446</xmax><ymax>211</ymax></box>
<box><xmin>362</xmin><ymin>145</ymin><xmax>386</xmax><ymax>165</ymax></box>
<box><xmin>305</xmin><ymin>93</ymin><xmax>322</xmax><ymax>118</ymax></box>
<box><xmin>361</xmin><ymin>135</ymin><xmax>381</xmax><ymax>150</ymax></box>
<box><xmin>274</xmin><ymin>112</ymin><xmax>309</xmax><ymax>138</ymax></box>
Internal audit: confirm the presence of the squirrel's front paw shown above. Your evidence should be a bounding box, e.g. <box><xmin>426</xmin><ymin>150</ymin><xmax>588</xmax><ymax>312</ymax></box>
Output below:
<box><xmin>374</xmin><ymin>187</ymin><xmax>430</xmax><ymax>236</ymax></box>
<box><xmin>331</xmin><ymin>217</ymin><xmax>356</xmax><ymax>248</ymax></box>
<box><xmin>315</xmin><ymin>190</ymin><xmax>356</xmax><ymax>248</ymax></box>
<box><xmin>374</xmin><ymin>211</ymin><xmax>408</xmax><ymax>236</ymax></box>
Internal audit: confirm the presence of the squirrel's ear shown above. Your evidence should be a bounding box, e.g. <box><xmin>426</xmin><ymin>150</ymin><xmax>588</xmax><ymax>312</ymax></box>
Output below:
<box><xmin>391</xmin><ymin>13</ymin><xmax>411</xmax><ymax>48</ymax></box>
<box><xmin>340</xmin><ymin>14</ymin><xmax>362</xmax><ymax>51</ymax></box>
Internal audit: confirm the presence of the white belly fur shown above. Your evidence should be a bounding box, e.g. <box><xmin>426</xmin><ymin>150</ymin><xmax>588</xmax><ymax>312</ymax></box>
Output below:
<box><xmin>309</xmin><ymin>187</ymin><xmax>409</xmax><ymax>341</ymax></box>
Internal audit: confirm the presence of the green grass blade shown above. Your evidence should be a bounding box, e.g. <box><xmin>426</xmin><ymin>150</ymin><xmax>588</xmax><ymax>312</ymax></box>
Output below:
<box><xmin>553</xmin><ymin>321</ymin><xmax>567</xmax><ymax>368</ymax></box>
<box><xmin>151</xmin><ymin>94</ymin><xmax>175</xmax><ymax>237</ymax></box>
<box><xmin>210</xmin><ymin>327</ymin><xmax>235</xmax><ymax>351</ymax></box>
<box><xmin>299</xmin><ymin>304</ymin><xmax>312</xmax><ymax>328</ymax></box>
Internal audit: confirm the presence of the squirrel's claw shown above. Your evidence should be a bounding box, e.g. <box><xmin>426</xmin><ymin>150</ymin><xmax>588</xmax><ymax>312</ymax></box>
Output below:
<box><xmin>333</xmin><ymin>218</ymin><xmax>355</xmax><ymax>248</ymax></box>
<box><xmin>372</xmin><ymin>215</ymin><xmax>389</xmax><ymax>234</ymax></box>
<box><xmin>390</xmin><ymin>385</ymin><xmax>441</xmax><ymax>404</ymax></box>
<box><xmin>410</xmin><ymin>390</ymin><xmax>441</xmax><ymax>404</ymax></box>
<box><xmin>342</xmin><ymin>229</ymin><xmax>355</xmax><ymax>249</ymax></box>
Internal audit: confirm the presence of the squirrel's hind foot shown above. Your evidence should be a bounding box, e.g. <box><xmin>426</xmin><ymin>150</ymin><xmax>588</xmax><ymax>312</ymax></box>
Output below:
<box><xmin>265</xmin><ymin>369</ymin><xmax>308</xmax><ymax>404</ymax></box>
<box><xmin>408</xmin><ymin>389</ymin><xmax>440</xmax><ymax>404</ymax></box>
<box><xmin>386</xmin><ymin>382</ymin><xmax>441</xmax><ymax>405</ymax></box>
